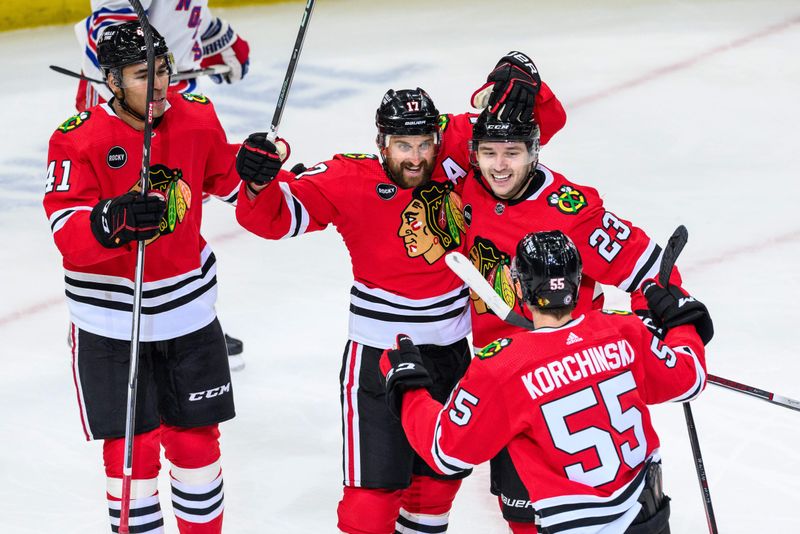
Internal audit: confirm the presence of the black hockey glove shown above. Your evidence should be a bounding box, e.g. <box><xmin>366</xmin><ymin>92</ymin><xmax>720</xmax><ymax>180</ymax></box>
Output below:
<box><xmin>380</xmin><ymin>334</ymin><xmax>433</xmax><ymax>420</ymax></box>
<box><xmin>236</xmin><ymin>133</ymin><xmax>290</xmax><ymax>186</ymax></box>
<box><xmin>642</xmin><ymin>279</ymin><xmax>714</xmax><ymax>344</ymax></box>
<box><xmin>471</xmin><ymin>51</ymin><xmax>541</xmax><ymax>122</ymax></box>
<box><xmin>90</xmin><ymin>191</ymin><xmax>166</xmax><ymax>248</ymax></box>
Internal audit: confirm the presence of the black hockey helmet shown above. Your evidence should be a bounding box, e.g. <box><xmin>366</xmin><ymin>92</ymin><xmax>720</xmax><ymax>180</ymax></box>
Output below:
<box><xmin>376</xmin><ymin>88</ymin><xmax>440</xmax><ymax>143</ymax></box>
<box><xmin>469</xmin><ymin>108</ymin><xmax>540</xmax><ymax>166</ymax></box>
<box><xmin>512</xmin><ymin>230</ymin><xmax>582</xmax><ymax>310</ymax></box>
<box><xmin>97</xmin><ymin>21</ymin><xmax>170</xmax><ymax>75</ymax></box>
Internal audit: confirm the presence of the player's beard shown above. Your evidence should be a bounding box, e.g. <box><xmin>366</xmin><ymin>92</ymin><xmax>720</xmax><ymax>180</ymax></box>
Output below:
<box><xmin>386</xmin><ymin>158</ymin><xmax>435</xmax><ymax>189</ymax></box>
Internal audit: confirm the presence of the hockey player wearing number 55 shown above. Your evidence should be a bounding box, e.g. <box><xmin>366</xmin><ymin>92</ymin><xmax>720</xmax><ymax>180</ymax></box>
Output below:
<box><xmin>234</xmin><ymin>53</ymin><xmax>566</xmax><ymax>534</ymax></box>
<box><xmin>43</xmin><ymin>23</ymin><xmax>241</xmax><ymax>534</ymax></box>
<box><xmin>381</xmin><ymin>230</ymin><xmax>714</xmax><ymax>534</ymax></box>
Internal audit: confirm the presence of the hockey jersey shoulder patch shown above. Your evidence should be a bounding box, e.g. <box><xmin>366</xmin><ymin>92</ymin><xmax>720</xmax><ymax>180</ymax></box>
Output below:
<box><xmin>601</xmin><ymin>309</ymin><xmax>633</xmax><ymax>316</ymax></box>
<box><xmin>546</xmin><ymin>184</ymin><xmax>587</xmax><ymax>215</ymax></box>
<box><xmin>339</xmin><ymin>153</ymin><xmax>378</xmax><ymax>160</ymax></box>
<box><xmin>438</xmin><ymin>114</ymin><xmax>450</xmax><ymax>132</ymax></box>
<box><xmin>57</xmin><ymin>111</ymin><xmax>92</xmax><ymax>134</ymax></box>
<box><xmin>181</xmin><ymin>93</ymin><xmax>211</xmax><ymax>105</ymax></box>
<box><xmin>476</xmin><ymin>338</ymin><xmax>512</xmax><ymax>360</ymax></box>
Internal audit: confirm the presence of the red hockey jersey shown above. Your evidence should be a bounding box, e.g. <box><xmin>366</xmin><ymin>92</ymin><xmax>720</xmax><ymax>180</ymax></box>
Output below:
<box><xmin>235</xmin><ymin>114</ymin><xmax>475</xmax><ymax>348</ymax></box>
<box><xmin>463</xmin><ymin>163</ymin><xmax>679</xmax><ymax>348</ymax></box>
<box><xmin>43</xmin><ymin>94</ymin><xmax>240</xmax><ymax>341</ymax></box>
<box><xmin>399</xmin><ymin>312</ymin><xmax>706</xmax><ymax>533</ymax></box>
<box><xmin>236</xmin><ymin>85</ymin><xmax>566</xmax><ymax>349</ymax></box>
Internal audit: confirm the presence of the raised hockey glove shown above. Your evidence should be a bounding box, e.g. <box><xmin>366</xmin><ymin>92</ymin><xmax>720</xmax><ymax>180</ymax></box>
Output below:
<box><xmin>200</xmin><ymin>17</ymin><xmax>250</xmax><ymax>84</ymax></box>
<box><xmin>471</xmin><ymin>51</ymin><xmax>541</xmax><ymax>122</ymax></box>
<box><xmin>642</xmin><ymin>279</ymin><xmax>714</xmax><ymax>344</ymax></box>
<box><xmin>236</xmin><ymin>133</ymin><xmax>290</xmax><ymax>186</ymax></box>
<box><xmin>380</xmin><ymin>334</ymin><xmax>433</xmax><ymax>420</ymax></box>
<box><xmin>90</xmin><ymin>191</ymin><xmax>166</xmax><ymax>248</ymax></box>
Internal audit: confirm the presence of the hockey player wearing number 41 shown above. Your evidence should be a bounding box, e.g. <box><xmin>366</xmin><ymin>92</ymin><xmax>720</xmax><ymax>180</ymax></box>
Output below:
<box><xmin>44</xmin><ymin>23</ymin><xmax>243</xmax><ymax>534</ymax></box>
<box><xmin>381</xmin><ymin>230</ymin><xmax>714</xmax><ymax>534</ymax></box>
<box><xmin>234</xmin><ymin>53</ymin><xmax>566</xmax><ymax>534</ymax></box>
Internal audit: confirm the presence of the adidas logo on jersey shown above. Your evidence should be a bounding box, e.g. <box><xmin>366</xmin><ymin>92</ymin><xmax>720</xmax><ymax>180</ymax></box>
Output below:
<box><xmin>566</xmin><ymin>332</ymin><xmax>583</xmax><ymax>345</ymax></box>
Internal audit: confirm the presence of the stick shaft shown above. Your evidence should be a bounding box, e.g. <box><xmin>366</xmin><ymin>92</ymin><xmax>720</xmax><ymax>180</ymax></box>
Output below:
<box><xmin>268</xmin><ymin>0</ymin><xmax>315</xmax><ymax>140</ymax></box>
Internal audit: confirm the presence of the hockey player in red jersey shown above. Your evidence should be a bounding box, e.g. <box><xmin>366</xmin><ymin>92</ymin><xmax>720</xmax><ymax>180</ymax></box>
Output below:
<box><xmin>72</xmin><ymin>0</ymin><xmax>250</xmax><ymax>369</ymax></box>
<box><xmin>459</xmin><ymin>109</ymin><xmax>691</xmax><ymax>531</ymax></box>
<box><xmin>381</xmin><ymin>230</ymin><xmax>714</xmax><ymax>534</ymax></box>
<box><xmin>43</xmin><ymin>23</ymin><xmax>240</xmax><ymax>534</ymax></box>
<box><xmin>75</xmin><ymin>0</ymin><xmax>250</xmax><ymax>111</ymax></box>
<box><xmin>234</xmin><ymin>53</ymin><xmax>566</xmax><ymax>534</ymax></box>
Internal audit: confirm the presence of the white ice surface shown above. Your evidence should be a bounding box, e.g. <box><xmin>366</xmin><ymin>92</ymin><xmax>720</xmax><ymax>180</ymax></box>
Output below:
<box><xmin>1</xmin><ymin>0</ymin><xmax>799</xmax><ymax>532</ymax></box>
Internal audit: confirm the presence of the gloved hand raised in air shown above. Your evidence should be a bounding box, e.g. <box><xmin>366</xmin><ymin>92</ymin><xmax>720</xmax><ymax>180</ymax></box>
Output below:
<box><xmin>471</xmin><ymin>51</ymin><xmax>541</xmax><ymax>122</ymax></box>
<box><xmin>236</xmin><ymin>133</ymin><xmax>290</xmax><ymax>187</ymax></box>
<box><xmin>641</xmin><ymin>279</ymin><xmax>714</xmax><ymax>344</ymax></box>
<box><xmin>90</xmin><ymin>190</ymin><xmax>166</xmax><ymax>248</ymax></box>
<box><xmin>200</xmin><ymin>17</ymin><xmax>250</xmax><ymax>84</ymax></box>
<box><xmin>379</xmin><ymin>334</ymin><xmax>433</xmax><ymax>419</ymax></box>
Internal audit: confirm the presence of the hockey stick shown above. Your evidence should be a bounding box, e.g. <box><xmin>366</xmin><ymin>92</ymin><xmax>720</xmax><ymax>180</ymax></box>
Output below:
<box><xmin>118</xmin><ymin>2</ymin><xmax>156</xmax><ymax>532</ymax></box>
<box><xmin>657</xmin><ymin>225</ymin><xmax>718</xmax><ymax>534</ymax></box>
<box><xmin>266</xmin><ymin>0</ymin><xmax>315</xmax><ymax>141</ymax></box>
<box><xmin>49</xmin><ymin>63</ymin><xmax>231</xmax><ymax>84</ymax></box>
<box><xmin>707</xmin><ymin>374</ymin><xmax>800</xmax><ymax>413</ymax></box>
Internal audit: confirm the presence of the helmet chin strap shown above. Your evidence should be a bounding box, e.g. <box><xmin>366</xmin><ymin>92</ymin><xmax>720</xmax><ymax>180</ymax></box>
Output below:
<box><xmin>109</xmin><ymin>70</ymin><xmax>147</xmax><ymax>122</ymax></box>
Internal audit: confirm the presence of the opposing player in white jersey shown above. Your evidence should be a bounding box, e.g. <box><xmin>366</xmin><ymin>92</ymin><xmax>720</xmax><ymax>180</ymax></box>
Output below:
<box><xmin>74</xmin><ymin>0</ymin><xmax>250</xmax><ymax>111</ymax></box>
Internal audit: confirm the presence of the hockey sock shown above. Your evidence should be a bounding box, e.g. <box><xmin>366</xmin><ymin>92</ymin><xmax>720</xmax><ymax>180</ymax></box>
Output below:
<box><xmin>396</xmin><ymin>476</ymin><xmax>461</xmax><ymax>532</ymax></box>
<box><xmin>337</xmin><ymin>487</ymin><xmax>403</xmax><ymax>534</ymax></box>
<box><xmin>107</xmin><ymin>478</ymin><xmax>163</xmax><ymax>534</ymax></box>
<box><xmin>170</xmin><ymin>462</ymin><xmax>224</xmax><ymax>533</ymax></box>
<box><xmin>162</xmin><ymin>424</ymin><xmax>224</xmax><ymax>533</ymax></box>
<box><xmin>507</xmin><ymin>520</ymin><xmax>538</xmax><ymax>533</ymax></box>
<box><xmin>104</xmin><ymin>429</ymin><xmax>163</xmax><ymax>533</ymax></box>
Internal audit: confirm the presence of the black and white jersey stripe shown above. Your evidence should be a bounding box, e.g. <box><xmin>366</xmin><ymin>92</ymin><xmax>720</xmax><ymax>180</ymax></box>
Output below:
<box><xmin>348</xmin><ymin>281</ymin><xmax>471</xmax><ymax>348</ymax></box>
<box><xmin>666</xmin><ymin>345</ymin><xmax>706</xmax><ymax>402</ymax></box>
<box><xmin>212</xmin><ymin>183</ymin><xmax>239</xmax><ymax>205</ymax></box>
<box><xmin>278</xmin><ymin>181</ymin><xmax>310</xmax><ymax>239</ymax></box>
<box><xmin>64</xmin><ymin>245</ymin><xmax>218</xmax><ymax>342</ymax></box>
<box><xmin>535</xmin><ymin>452</ymin><xmax>661</xmax><ymax>534</ymax></box>
<box><xmin>619</xmin><ymin>241</ymin><xmax>663</xmax><ymax>292</ymax></box>
<box><xmin>49</xmin><ymin>206</ymin><xmax>93</xmax><ymax>234</ymax></box>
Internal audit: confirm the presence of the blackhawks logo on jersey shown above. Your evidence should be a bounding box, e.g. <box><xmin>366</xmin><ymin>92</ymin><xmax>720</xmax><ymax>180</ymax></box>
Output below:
<box><xmin>398</xmin><ymin>180</ymin><xmax>465</xmax><ymax>265</ymax></box>
<box><xmin>181</xmin><ymin>93</ymin><xmax>210</xmax><ymax>105</ymax></box>
<box><xmin>601</xmin><ymin>309</ymin><xmax>633</xmax><ymax>316</ymax></box>
<box><xmin>547</xmin><ymin>185</ymin><xmax>587</xmax><ymax>215</ymax></box>
<box><xmin>476</xmin><ymin>338</ymin><xmax>512</xmax><ymax>360</ymax></box>
<box><xmin>469</xmin><ymin>237</ymin><xmax>517</xmax><ymax>316</ymax></box>
<box><xmin>57</xmin><ymin>111</ymin><xmax>91</xmax><ymax>133</ymax></box>
<box><xmin>129</xmin><ymin>164</ymin><xmax>192</xmax><ymax>243</ymax></box>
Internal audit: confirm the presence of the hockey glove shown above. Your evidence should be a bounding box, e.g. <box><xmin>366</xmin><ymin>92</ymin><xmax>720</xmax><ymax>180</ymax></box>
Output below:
<box><xmin>200</xmin><ymin>17</ymin><xmax>250</xmax><ymax>84</ymax></box>
<box><xmin>642</xmin><ymin>279</ymin><xmax>714</xmax><ymax>344</ymax></box>
<box><xmin>471</xmin><ymin>51</ymin><xmax>541</xmax><ymax>122</ymax></box>
<box><xmin>236</xmin><ymin>133</ymin><xmax>290</xmax><ymax>187</ymax></box>
<box><xmin>380</xmin><ymin>334</ymin><xmax>433</xmax><ymax>420</ymax></box>
<box><xmin>90</xmin><ymin>191</ymin><xmax>166</xmax><ymax>248</ymax></box>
